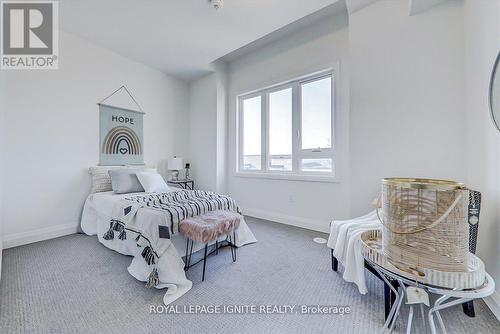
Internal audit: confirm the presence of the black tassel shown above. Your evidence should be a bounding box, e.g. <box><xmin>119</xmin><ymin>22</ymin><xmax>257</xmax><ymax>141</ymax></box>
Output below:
<box><xmin>102</xmin><ymin>228</ymin><xmax>114</xmax><ymax>240</ymax></box>
<box><xmin>112</xmin><ymin>223</ymin><xmax>124</xmax><ymax>232</ymax></box>
<box><xmin>145</xmin><ymin>268</ymin><xmax>160</xmax><ymax>288</ymax></box>
<box><xmin>141</xmin><ymin>246</ymin><xmax>156</xmax><ymax>265</ymax></box>
<box><xmin>118</xmin><ymin>229</ymin><xmax>127</xmax><ymax>240</ymax></box>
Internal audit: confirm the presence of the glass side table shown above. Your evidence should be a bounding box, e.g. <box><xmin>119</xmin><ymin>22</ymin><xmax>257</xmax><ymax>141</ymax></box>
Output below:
<box><xmin>167</xmin><ymin>179</ymin><xmax>195</xmax><ymax>190</ymax></box>
<box><xmin>361</xmin><ymin>230</ymin><xmax>495</xmax><ymax>334</ymax></box>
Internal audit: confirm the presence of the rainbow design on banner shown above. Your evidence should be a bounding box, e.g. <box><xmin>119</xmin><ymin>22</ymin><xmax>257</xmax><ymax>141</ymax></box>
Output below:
<box><xmin>102</xmin><ymin>126</ymin><xmax>142</xmax><ymax>155</ymax></box>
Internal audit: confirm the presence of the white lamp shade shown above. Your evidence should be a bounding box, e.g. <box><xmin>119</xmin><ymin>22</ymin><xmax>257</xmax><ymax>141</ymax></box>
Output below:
<box><xmin>168</xmin><ymin>157</ymin><xmax>183</xmax><ymax>170</ymax></box>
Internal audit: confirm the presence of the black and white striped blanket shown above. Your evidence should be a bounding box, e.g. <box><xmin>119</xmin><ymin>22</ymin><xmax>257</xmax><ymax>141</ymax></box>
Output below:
<box><xmin>125</xmin><ymin>190</ymin><xmax>241</xmax><ymax>234</ymax></box>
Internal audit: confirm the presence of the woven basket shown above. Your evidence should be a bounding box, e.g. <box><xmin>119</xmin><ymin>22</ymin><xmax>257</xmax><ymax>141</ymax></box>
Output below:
<box><xmin>379</xmin><ymin>178</ymin><xmax>469</xmax><ymax>273</ymax></box>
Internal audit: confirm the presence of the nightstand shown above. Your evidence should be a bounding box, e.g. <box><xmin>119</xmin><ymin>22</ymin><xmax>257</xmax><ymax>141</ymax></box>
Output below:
<box><xmin>167</xmin><ymin>179</ymin><xmax>195</xmax><ymax>190</ymax></box>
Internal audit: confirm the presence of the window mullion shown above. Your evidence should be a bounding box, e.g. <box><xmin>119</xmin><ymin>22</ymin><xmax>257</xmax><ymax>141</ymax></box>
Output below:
<box><xmin>292</xmin><ymin>83</ymin><xmax>300</xmax><ymax>173</ymax></box>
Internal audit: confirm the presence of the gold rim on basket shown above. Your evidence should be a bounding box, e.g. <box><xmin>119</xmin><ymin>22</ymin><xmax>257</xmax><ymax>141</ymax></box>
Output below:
<box><xmin>382</xmin><ymin>178</ymin><xmax>466</xmax><ymax>191</ymax></box>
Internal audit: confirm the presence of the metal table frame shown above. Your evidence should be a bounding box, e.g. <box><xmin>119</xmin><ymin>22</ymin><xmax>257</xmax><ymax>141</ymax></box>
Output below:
<box><xmin>365</xmin><ymin>258</ymin><xmax>495</xmax><ymax>334</ymax></box>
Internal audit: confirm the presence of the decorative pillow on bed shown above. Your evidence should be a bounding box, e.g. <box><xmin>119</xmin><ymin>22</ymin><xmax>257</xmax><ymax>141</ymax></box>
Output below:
<box><xmin>89</xmin><ymin>166</ymin><xmax>121</xmax><ymax>193</ymax></box>
<box><xmin>89</xmin><ymin>166</ymin><xmax>157</xmax><ymax>194</ymax></box>
<box><xmin>108</xmin><ymin>169</ymin><xmax>145</xmax><ymax>194</ymax></box>
<box><xmin>136</xmin><ymin>172</ymin><xmax>171</xmax><ymax>193</ymax></box>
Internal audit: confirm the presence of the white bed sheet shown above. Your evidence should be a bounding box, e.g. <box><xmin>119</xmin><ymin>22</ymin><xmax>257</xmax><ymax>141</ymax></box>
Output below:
<box><xmin>81</xmin><ymin>190</ymin><xmax>257</xmax><ymax>305</ymax></box>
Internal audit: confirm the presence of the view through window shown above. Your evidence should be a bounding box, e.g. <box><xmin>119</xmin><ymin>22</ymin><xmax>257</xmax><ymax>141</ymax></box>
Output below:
<box><xmin>238</xmin><ymin>71</ymin><xmax>335</xmax><ymax>177</ymax></box>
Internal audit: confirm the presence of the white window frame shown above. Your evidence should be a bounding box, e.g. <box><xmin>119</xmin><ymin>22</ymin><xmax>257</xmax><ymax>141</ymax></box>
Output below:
<box><xmin>236</xmin><ymin>68</ymin><xmax>337</xmax><ymax>182</ymax></box>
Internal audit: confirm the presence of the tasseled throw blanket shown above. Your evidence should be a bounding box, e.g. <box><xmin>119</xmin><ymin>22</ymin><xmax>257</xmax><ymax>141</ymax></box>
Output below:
<box><xmin>101</xmin><ymin>190</ymin><xmax>241</xmax><ymax>288</ymax></box>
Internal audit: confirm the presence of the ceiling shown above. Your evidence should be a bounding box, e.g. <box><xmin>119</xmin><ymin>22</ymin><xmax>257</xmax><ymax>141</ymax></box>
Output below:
<box><xmin>60</xmin><ymin>0</ymin><xmax>340</xmax><ymax>81</ymax></box>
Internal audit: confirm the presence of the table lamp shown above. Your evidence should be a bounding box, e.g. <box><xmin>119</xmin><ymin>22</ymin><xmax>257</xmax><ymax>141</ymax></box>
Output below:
<box><xmin>168</xmin><ymin>156</ymin><xmax>183</xmax><ymax>181</ymax></box>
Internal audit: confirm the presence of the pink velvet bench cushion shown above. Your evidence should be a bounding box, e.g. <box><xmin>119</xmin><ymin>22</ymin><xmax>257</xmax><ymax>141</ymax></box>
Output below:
<box><xmin>179</xmin><ymin>210</ymin><xmax>242</xmax><ymax>244</ymax></box>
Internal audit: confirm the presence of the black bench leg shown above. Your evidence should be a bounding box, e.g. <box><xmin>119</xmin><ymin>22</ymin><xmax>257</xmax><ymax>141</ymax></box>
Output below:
<box><xmin>202</xmin><ymin>243</ymin><xmax>208</xmax><ymax>281</ymax></box>
<box><xmin>184</xmin><ymin>239</ymin><xmax>194</xmax><ymax>271</ymax></box>
<box><xmin>331</xmin><ymin>249</ymin><xmax>338</xmax><ymax>271</ymax></box>
<box><xmin>230</xmin><ymin>231</ymin><xmax>237</xmax><ymax>262</ymax></box>
<box><xmin>462</xmin><ymin>301</ymin><xmax>475</xmax><ymax>318</ymax></box>
<box><xmin>184</xmin><ymin>238</ymin><xmax>189</xmax><ymax>270</ymax></box>
<box><xmin>383</xmin><ymin>280</ymin><xmax>398</xmax><ymax>328</ymax></box>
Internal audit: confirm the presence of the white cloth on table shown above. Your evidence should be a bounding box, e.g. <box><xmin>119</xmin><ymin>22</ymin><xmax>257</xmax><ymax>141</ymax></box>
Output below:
<box><xmin>327</xmin><ymin>211</ymin><xmax>376</xmax><ymax>250</ymax></box>
<box><xmin>328</xmin><ymin>211</ymin><xmax>381</xmax><ymax>294</ymax></box>
<box><xmin>335</xmin><ymin>219</ymin><xmax>382</xmax><ymax>262</ymax></box>
<box><xmin>328</xmin><ymin>210</ymin><xmax>377</xmax><ymax>262</ymax></box>
<box><xmin>342</xmin><ymin>223</ymin><xmax>381</xmax><ymax>294</ymax></box>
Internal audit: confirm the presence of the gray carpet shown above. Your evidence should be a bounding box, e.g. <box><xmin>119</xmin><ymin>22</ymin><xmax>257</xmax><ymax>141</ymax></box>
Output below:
<box><xmin>1</xmin><ymin>217</ymin><xmax>499</xmax><ymax>334</ymax></box>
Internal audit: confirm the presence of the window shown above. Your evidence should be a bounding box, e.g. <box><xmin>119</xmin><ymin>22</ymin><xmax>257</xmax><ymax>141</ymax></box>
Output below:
<box><xmin>269</xmin><ymin>88</ymin><xmax>292</xmax><ymax>171</ymax></box>
<box><xmin>238</xmin><ymin>70</ymin><xmax>335</xmax><ymax>179</ymax></box>
<box><xmin>242</xmin><ymin>96</ymin><xmax>261</xmax><ymax>170</ymax></box>
<box><xmin>301</xmin><ymin>77</ymin><xmax>332</xmax><ymax>150</ymax></box>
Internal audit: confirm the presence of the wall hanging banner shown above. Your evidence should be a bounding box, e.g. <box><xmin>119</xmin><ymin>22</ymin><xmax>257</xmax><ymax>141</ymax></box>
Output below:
<box><xmin>99</xmin><ymin>104</ymin><xmax>144</xmax><ymax>166</ymax></box>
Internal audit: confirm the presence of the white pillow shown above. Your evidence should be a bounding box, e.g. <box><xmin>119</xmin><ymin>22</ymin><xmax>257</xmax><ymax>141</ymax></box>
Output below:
<box><xmin>136</xmin><ymin>172</ymin><xmax>171</xmax><ymax>193</ymax></box>
<box><xmin>143</xmin><ymin>167</ymin><xmax>158</xmax><ymax>174</ymax></box>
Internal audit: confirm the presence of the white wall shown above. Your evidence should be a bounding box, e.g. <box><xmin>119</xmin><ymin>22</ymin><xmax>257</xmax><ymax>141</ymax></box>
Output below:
<box><xmin>226</xmin><ymin>15</ymin><xmax>351</xmax><ymax>232</ymax></box>
<box><xmin>463</xmin><ymin>0</ymin><xmax>500</xmax><ymax>318</ymax></box>
<box><xmin>214</xmin><ymin>62</ymin><xmax>229</xmax><ymax>194</ymax></box>
<box><xmin>0</xmin><ymin>71</ymin><xmax>5</xmax><ymax>275</ymax></box>
<box><xmin>187</xmin><ymin>61</ymin><xmax>229</xmax><ymax>194</ymax></box>
<box><xmin>2</xmin><ymin>31</ymin><xmax>189</xmax><ymax>248</ymax></box>
<box><xmin>188</xmin><ymin>73</ymin><xmax>218</xmax><ymax>191</ymax></box>
<box><xmin>349</xmin><ymin>0</ymin><xmax>466</xmax><ymax>216</ymax></box>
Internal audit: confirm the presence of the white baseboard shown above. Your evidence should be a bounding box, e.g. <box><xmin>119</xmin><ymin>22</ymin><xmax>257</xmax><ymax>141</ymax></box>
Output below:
<box><xmin>243</xmin><ymin>208</ymin><xmax>330</xmax><ymax>234</ymax></box>
<box><xmin>484</xmin><ymin>290</ymin><xmax>500</xmax><ymax>321</ymax></box>
<box><xmin>3</xmin><ymin>222</ymin><xmax>79</xmax><ymax>249</ymax></box>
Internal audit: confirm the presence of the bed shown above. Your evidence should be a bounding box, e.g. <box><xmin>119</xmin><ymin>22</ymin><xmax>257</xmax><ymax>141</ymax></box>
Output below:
<box><xmin>80</xmin><ymin>189</ymin><xmax>257</xmax><ymax>305</ymax></box>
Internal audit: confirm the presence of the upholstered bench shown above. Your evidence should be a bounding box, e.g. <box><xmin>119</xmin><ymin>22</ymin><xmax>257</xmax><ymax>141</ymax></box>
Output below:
<box><xmin>179</xmin><ymin>210</ymin><xmax>241</xmax><ymax>281</ymax></box>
